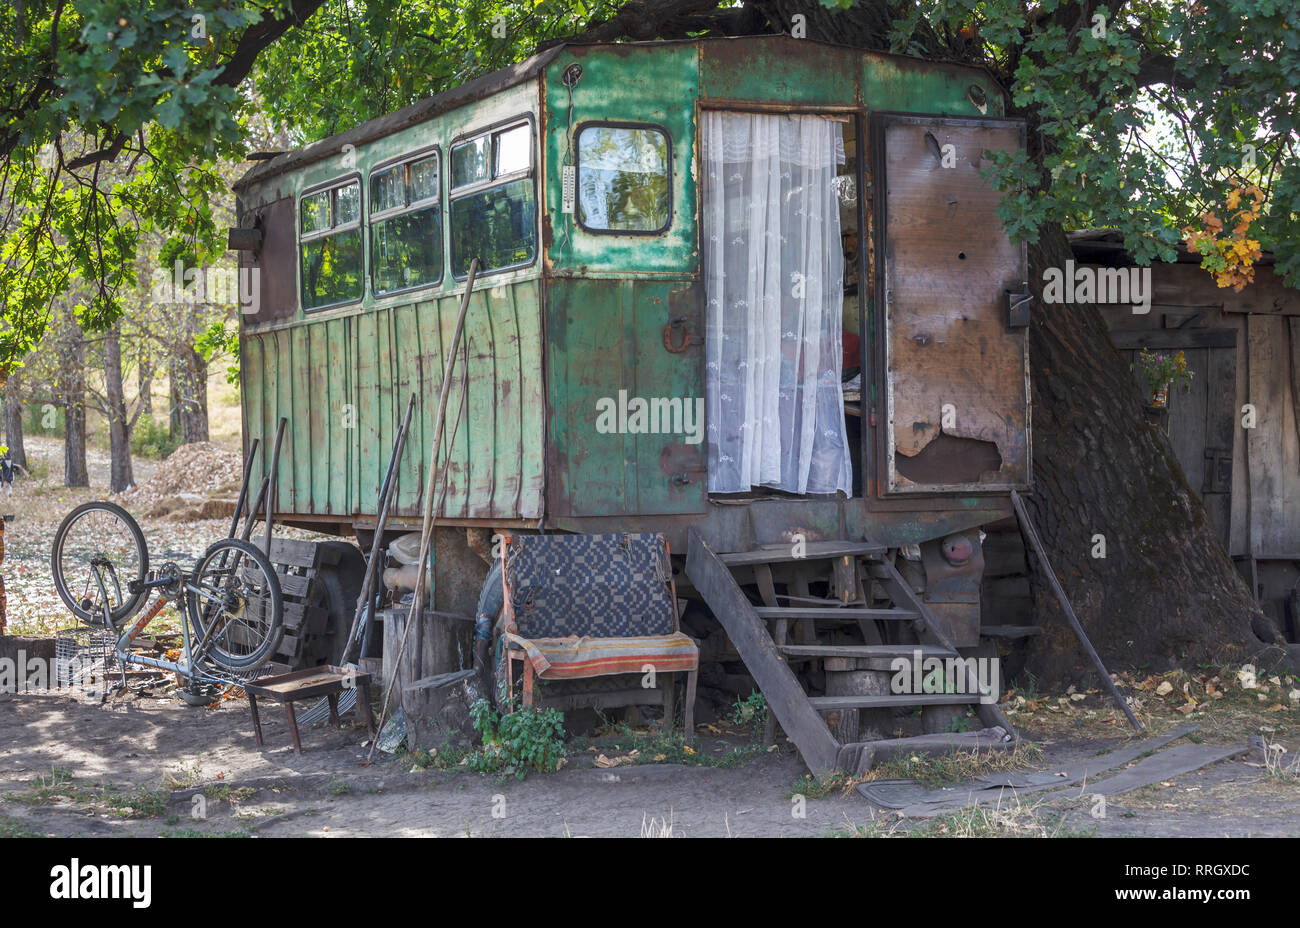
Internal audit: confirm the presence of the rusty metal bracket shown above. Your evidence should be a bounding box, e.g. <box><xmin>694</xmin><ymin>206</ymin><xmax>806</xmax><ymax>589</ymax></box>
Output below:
<box><xmin>663</xmin><ymin>317</ymin><xmax>700</xmax><ymax>353</ymax></box>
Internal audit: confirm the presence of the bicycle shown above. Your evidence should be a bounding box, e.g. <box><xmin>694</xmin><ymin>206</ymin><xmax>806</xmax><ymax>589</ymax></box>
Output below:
<box><xmin>50</xmin><ymin>500</ymin><xmax>285</xmax><ymax>699</ymax></box>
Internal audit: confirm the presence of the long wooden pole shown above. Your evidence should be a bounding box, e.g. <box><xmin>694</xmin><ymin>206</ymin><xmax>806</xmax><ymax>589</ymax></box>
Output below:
<box><xmin>340</xmin><ymin>392</ymin><xmax>417</xmax><ymax>665</ymax></box>
<box><xmin>369</xmin><ymin>260</ymin><xmax>479</xmax><ymax>758</ymax></box>
<box><xmin>1010</xmin><ymin>489</ymin><xmax>1143</xmax><ymax>730</ymax></box>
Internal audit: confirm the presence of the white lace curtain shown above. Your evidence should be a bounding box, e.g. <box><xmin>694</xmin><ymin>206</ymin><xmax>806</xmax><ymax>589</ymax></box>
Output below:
<box><xmin>703</xmin><ymin>111</ymin><xmax>851</xmax><ymax>495</ymax></box>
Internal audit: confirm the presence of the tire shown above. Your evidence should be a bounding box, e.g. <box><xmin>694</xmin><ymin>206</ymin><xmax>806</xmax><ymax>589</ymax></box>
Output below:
<box><xmin>50</xmin><ymin>500</ymin><xmax>149</xmax><ymax>626</ymax></box>
<box><xmin>302</xmin><ymin>541</ymin><xmax>367</xmax><ymax>667</ymax></box>
<box><xmin>187</xmin><ymin>538</ymin><xmax>284</xmax><ymax>671</ymax></box>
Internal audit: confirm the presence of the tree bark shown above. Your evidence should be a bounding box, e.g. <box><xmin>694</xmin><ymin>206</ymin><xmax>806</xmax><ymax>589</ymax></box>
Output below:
<box><xmin>61</xmin><ymin>327</ymin><xmax>89</xmax><ymax>488</ymax></box>
<box><xmin>104</xmin><ymin>323</ymin><xmax>135</xmax><ymax>493</ymax></box>
<box><xmin>173</xmin><ymin>345</ymin><xmax>209</xmax><ymax>444</ymax></box>
<box><xmin>2</xmin><ymin>370</ymin><xmax>26</xmax><ymax>470</ymax></box>
<box><xmin>1020</xmin><ymin>225</ymin><xmax>1288</xmax><ymax>683</ymax></box>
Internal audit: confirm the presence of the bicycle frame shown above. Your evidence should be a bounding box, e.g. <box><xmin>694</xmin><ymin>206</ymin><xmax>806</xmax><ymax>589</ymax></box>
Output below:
<box><xmin>90</xmin><ymin>562</ymin><xmax>237</xmax><ymax>689</ymax></box>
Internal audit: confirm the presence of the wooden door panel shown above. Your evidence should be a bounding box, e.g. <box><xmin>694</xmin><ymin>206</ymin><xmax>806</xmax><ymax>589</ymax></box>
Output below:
<box><xmin>876</xmin><ymin>114</ymin><xmax>1030</xmax><ymax>494</ymax></box>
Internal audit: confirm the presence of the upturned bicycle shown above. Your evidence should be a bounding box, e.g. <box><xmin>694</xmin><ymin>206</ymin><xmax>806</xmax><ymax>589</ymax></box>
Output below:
<box><xmin>50</xmin><ymin>500</ymin><xmax>284</xmax><ymax>696</ymax></box>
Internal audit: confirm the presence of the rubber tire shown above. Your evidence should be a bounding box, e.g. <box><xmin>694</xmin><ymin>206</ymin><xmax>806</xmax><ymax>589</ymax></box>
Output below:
<box><xmin>302</xmin><ymin>541</ymin><xmax>367</xmax><ymax>668</ymax></box>
<box><xmin>187</xmin><ymin>538</ymin><xmax>285</xmax><ymax>671</ymax></box>
<box><xmin>50</xmin><ymin>500</ymin><xmax>149</xmax><ymax>626</ymax></box>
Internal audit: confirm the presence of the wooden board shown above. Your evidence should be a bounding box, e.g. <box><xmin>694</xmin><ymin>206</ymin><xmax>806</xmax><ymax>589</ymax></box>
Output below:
<box><xmin>877</xmin><ymin>115</ymin><xmax>1029</xmax><ymax>493</ymax></box>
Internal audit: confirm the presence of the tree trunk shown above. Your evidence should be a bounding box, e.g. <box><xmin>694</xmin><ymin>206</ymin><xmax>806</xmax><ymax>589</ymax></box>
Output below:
<box><xmin>62</xmin><ymin>330</ymin><xmax>89</xmax><ymax>488</ymax></box>
<box><xmin>2</xmin><ymin>370</ymin><xmax>26</xmax><ymax>470</ymax></box>
<box><xmin>174</xmin><ymin>345</ymin><xmax>209</xmax><ymax>444</ymax></box>
<box><xmin>104</xmin><ymin>324</ymin><xmax>135</xmax><ymax>493</ymax></box>
<box><xmin>1020</xmin><ymin>225</ymin><xmax>1288</xmax><ymax>683</ymax></box>
<box><xmin>137</xmin><ymin>360</ymin><xmax>152</xmax><ymax>417</ymax></box>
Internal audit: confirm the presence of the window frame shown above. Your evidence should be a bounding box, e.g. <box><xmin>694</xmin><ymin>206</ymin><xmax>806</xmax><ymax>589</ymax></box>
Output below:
<box><xmin>367</xmin><ymin>145</ymin><xmax>445</xmax><ymax>300</ymax></box>
<box><xmin>573</xmin><ymin>120</ymin><xmax>674</xmax><ymax>237</ymax></box>
<box><xmin>448</xmin><ymin>114</ymin><xmax>539</xmax><ymax>280</ymax></box>
<box><xmin>297</xmin><ymin>172</ymin><xmax>365</xmax><ymax>313</ymax></box>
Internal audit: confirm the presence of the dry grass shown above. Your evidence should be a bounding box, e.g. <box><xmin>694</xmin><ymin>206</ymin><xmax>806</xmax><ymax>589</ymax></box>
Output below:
<box><xmin>832</xmin><ymin>793</ymin><xmax>1094</xmax><ymax>838</ymax></box>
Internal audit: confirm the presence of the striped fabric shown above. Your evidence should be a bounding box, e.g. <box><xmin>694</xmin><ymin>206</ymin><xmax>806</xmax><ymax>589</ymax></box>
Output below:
<box><xmin>505</xmin><ymin>631</ymin><xmax>698</xmax><ymax>680</ymax></box>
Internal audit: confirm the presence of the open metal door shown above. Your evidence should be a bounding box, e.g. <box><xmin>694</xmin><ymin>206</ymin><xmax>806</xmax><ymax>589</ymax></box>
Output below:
<box><xmin>875</xmin><ymin>114</ymin><xmax>1030</xmax><ymax>494</ymax></box>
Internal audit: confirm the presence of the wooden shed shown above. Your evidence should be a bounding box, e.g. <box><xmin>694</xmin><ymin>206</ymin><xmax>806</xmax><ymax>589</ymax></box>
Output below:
<box><xmin>1073</xmin><ymin>230</ymin><xmax>1300</xmax><ymax>643</ymax></box>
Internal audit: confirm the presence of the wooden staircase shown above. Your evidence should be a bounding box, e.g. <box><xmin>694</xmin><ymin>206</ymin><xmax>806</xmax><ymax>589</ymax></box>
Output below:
<box><xmin>685</xmin><ymin>527</ymin><xmax>1016</xmax><ymax>776</ymax></box>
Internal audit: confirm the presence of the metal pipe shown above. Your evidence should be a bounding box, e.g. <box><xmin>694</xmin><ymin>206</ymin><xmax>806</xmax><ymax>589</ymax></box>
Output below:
<box><xmin>262</xmin><ymin>418</ymin><xmax>288</xmax><ymax>556</ymax></box>
<box><xmin>228</xmin><ymin>438</ymin><xmax>260</xmax><ymax>541</ymax></box>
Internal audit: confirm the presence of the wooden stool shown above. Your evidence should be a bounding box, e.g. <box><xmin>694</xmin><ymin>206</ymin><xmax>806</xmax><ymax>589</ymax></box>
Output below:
<box><xmin>244</xmin><ymin>666</ymin><xmax>375</xmax><ymax>755</ymax></box>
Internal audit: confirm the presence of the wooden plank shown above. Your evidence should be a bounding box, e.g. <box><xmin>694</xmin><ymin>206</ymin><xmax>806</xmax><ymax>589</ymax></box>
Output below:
<box><xmin>1109</xmin><ymin>328</ymin><xmax>1236</xmax><ymax>350</ymax></box>
<box><xmin>466</xmin><ymin>288</ymin><xmax>496</xmax><ymax>519</ymax></box>
<box><xmin>980</xmin><ymin>625</ymin><xmax>1043</xmax><ymax>638</ymax></box>
<box><xmin>810</xmin><ymin>693</ymin><xmax>981</xmax><ymax>710</ymax></box>
<box><xmin>393</xmin><ymin>303</ymin><xmax>424</xmax><ymax>515</ymax></box>
<box><xmin>719</xmin><ymin>541</ymin><xmax>886</xmax><ymax>565</ymax></box>
<box><xmin>780</xmin><ymin>644</ymin><xmax>952</xmax><ymax>658</ymax></box>
<box><xmin>274</xmin><ymin>328</ymin><xmax>294</xmax><ymax>514</ymax></box>
<box><xmin>1246</xmin><ymin>315</ymin><xmax>1294</xmax><ymax>553</ymax></box>
<box><xmin>879</xmin><ymin>115</ymin><xmax>1029</xmax><ymax>492</ymax></box>
<box><xmin>516</xmin><ymin>280</ymin><xmax>545</xmax><ymax>520</ymax></box>
<box><xmin>755</xmin><ymin>606</ymin><xmax>917</xmax><ymax>620</ymax></box>
<box><xmin>268</xmin><ymin>537</ymin><xmax>322</xmax><ymax>569</ymax></box>
<box><xmin>291</xmin><ymin>324</ymin><xmax>312</xmax><ymax>513</ymax></box>
<box><xmin>685</xmin><ymin>527</ymin><xmax>841</xmax><ymax>775</ymax></box>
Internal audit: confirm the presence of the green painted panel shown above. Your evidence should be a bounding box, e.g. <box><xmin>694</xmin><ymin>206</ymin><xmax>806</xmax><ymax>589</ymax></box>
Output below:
<box><xmin>355</xmin><ymin>310</ymin><xmax>384</xmax><ymax>514</ymax></box>
<box><xmin>862</xmin><ymin>55</ymin><xmax>1002</xmax><ymax>117</ymax></box>
<box><xmin>465</xmin><ymin>288</ymin><xmax>496</xmax><ymax>519</ymax></box>
<box><xmin>543</xmin><ymin>45</ymin><xmax>699</xmax><ymax>275</ymax></box>
<box><xmin>292</xmin><ymin>324</ymin><xmax>313</xmax><ymax>513</ymax></box>
<box><xmin>489</xmin><ymin>284</ymin><xmax>523</xmax><ymax>518</ymax></box>
<box><xmin>515</xmin><ymin>283</ymin><xmax>545</xmax><ymax>520</ymax></box>
<box><xmin>699</xmin><ymin>37</ymin><xmax>859</xmax><ymax>105</ymax></box>
<box><xmin>391</xmin><ymin>302</ymin><xmax>424</xmax><ymax>514</ymax></box>
<box><xmin>547</xmin><ymin>276</ymin><xmax>705</xmax><ymax>517</ymax></box>
<box><xmin>274</xmin><ymin>328</ymin><xmax>294</xmax><ymax>514</ymax></box>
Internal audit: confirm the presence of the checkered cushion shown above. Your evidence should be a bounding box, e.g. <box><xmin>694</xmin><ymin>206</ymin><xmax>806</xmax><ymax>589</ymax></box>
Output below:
<box><xmin>502</xmin><ymin>533</ymin><xmax>676</xmax><ymax>638</ymax></box>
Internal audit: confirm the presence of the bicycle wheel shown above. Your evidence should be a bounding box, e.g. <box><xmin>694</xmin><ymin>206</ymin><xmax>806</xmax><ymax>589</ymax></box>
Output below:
<box><xmin>50</xmin><ymin>500</ymin><xmax>149</xmax><ymax>626</ymax></box>
<box><xmin>186</xmin><ymin>538</ymin><xmax>284</xmax><ymax>671</ymax></box>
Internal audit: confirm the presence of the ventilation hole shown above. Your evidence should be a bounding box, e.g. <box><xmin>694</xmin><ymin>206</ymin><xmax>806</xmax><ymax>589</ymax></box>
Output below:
<box><xmin>958</xmin><ymin>252</ymin><xmax>967</xmax><ymax>260</ymax></box>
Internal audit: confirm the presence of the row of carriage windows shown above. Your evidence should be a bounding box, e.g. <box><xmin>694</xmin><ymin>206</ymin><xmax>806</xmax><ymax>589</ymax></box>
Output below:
<box><xmin>298</xmin><ymin>121</ymin><xmax>673</xmax><ymax>311</ymax></box>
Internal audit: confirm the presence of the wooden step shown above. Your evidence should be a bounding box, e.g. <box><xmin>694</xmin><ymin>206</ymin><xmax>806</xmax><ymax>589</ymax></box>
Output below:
<box><xmin>719</xmin><ymin>540</ymin><xmax>886</xmax><ymax>566</ymax></box>
<box><xmin>779</xmin><ymin>644</ymin><xmax>954</xmax><ymax>660</ymax></box>
<box><xmin>809</xmin><ymin>693</ymin><xmax>985</xmax><ymax>710</ymax></box>
<box><xmin>755</xmin><ymin>606</ymin><xmax>918</xmax><ymax>621</ymax></box>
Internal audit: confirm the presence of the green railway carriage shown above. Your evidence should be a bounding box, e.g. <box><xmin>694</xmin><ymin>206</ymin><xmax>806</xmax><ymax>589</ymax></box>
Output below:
<box><xmin>232</xmin><ymin>35</ymin><xmax>1032</xmax><ymax>650</ymax></box>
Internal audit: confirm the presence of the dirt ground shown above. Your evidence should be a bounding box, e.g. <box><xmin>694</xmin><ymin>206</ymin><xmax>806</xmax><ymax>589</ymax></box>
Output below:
<box><xmin>1</xmin><ymin>684</ymin><xmax>1297</xmax><ymax>838</ymax></box>
<box><xmin>4</xmin><ymin>434</ymin><xmax>1299</xmax><ymax>838</ymax></box>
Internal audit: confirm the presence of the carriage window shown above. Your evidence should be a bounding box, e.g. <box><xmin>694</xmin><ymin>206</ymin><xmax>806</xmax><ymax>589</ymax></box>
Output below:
<box><xmin>370</xmin><ymin>152</ymin><xmax>443</xmax><ymax>295</ymax></box>
<box><xmin>299</xmin><ymin>179</ymin><xmax>363</xmax><ymax>310</ymax></box>
<box><xmin>576</xmin><ymin>125</ymin><xmax>671</xmax><ymax>233</ymax></box>
<box><xmin>451</xmin><ymin>137</ymin><xmax>490</xmax><ymax>188</ymax></box>
<box><xmin>450</xmin><ymin>121</ymin><xmax>536</xmax><ymax>277</ymax></box>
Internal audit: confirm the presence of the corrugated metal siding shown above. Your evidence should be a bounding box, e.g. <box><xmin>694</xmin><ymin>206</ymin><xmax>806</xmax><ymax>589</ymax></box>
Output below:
<box><xmin>242</xmin><ymin>279</ymin><xmax>545</xmax><ymax>523</ymax></box>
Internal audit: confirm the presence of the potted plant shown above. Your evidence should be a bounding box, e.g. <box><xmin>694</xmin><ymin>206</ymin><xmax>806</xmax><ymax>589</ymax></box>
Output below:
<box><xmin>1134</xmin><ymin>348</ymin><xmax>1193</xmax><ymax>409</ymax></box>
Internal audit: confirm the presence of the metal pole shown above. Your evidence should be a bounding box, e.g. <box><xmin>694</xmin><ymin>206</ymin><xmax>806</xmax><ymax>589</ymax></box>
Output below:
<box><xmin>1010</xmin><ymin>489</ymin><xmax>1143</xmax><ymax>730</ymax></box>
<box><xmin>340</xmin><ymin>392</ymin><xmax>418</xmax><ymax>665</ymax></box>
<box><xmin>262</xmin><ymin>417</ymin><xmax>288</xmax><ymax>556</ymax></box>
<box><xmin>228</xmin><ymin>438</ymin><xmax>260</xmax><ymax>541</ymax></box>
